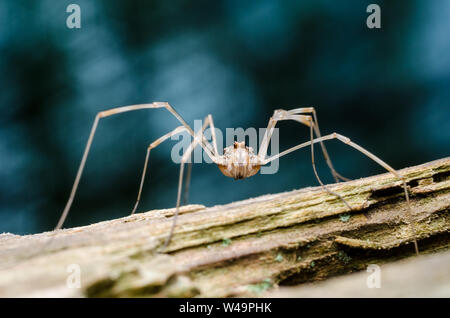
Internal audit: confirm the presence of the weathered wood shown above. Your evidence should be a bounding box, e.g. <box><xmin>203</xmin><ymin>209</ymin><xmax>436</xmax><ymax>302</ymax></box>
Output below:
<box><xmin>0</xmin><ymin>157</ymin><xmax>449</xmax><ymax>297</ymax></box>
<box><xmin>267</xmin><ymin>249</ymin><xmax>450</xmax><ymax>297</ymax></box>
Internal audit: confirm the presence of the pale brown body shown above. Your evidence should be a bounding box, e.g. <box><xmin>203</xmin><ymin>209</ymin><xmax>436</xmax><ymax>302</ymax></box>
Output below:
<box><xmin>218</xmin><ymin>142</ymin><xmax>261</xmax><ymax>179</ymax></box>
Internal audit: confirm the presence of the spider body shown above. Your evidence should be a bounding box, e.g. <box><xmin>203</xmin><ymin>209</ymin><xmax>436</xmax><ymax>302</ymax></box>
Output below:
<box><xmin>217</xmin><ymin>141</ymin><xmax>261</xmax><ymax>180</ymax></box>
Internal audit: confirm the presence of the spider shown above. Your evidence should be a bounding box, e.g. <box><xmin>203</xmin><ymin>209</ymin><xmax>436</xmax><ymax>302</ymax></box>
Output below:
<box><xmin>56</xmin><ymin>102</ymin><xmax>419</xmax><ymax>254</ymax></box>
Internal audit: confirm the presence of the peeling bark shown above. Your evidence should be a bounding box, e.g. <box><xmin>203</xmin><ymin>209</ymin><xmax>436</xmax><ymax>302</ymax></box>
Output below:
<box><xmin>0</xmin><ymin>157</ymin><xmax>449</xmax><ymax>297</ymax></box>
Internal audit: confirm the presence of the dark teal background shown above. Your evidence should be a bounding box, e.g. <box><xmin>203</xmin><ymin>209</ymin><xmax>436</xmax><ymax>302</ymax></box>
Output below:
<box><xmin>1</xmin><ymin>0</ymin><xmax>449</xmax><ymax>234</ymax></box>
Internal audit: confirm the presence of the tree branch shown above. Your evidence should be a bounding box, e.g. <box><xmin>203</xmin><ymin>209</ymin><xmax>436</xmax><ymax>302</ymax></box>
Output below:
<box><xmin>0</xmin><ymin>157</ymin><xmax>449</xmax><ymax>297</ymax></box>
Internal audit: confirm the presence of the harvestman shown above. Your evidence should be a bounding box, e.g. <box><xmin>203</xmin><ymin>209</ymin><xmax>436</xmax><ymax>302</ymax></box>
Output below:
<box><xmin>57</xmin><ymin>102</ymin><xmax>419</xmax><ymax>254</ymax></box>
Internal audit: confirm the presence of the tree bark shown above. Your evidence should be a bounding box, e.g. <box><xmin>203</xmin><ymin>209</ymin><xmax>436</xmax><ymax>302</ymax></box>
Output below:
<box><xmin>267</xmin><ymin>249</ymin><xmax>450</xmax><ymax>297</ymax></box>
<box><xmin>0</xmin><ymin>157</ymin><xmax>449</xmax><ymax>297</ymax></box>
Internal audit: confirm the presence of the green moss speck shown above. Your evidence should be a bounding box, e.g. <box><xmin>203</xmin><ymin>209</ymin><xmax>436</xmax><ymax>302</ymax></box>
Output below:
<box><xmin>337</xmin><ymin>251</ymin><xmax>352</xmax><ymax>264</ymax></box>
<box><xmin>247</xmin><ymin>278</ymin><xmax>272</xmax><ymax>294</ymax></box>
<box><xmin>339</xmin><ymin>214</ymin><xmax>351</xmax><ymax>222</ymax></box>
<box><xmin>275</xmin><ymin>253</ymin><xmax>284</xmax><ymax>262</ymax></box>
<box><xmin>310</xmin><ymin>261</ymin><xmax>315</xmax><ymax>268</ymax></box>
<box><xmin>222</xmin><ymin>238</ymin><xmax>232</xmax><ymax>246</ymax></box>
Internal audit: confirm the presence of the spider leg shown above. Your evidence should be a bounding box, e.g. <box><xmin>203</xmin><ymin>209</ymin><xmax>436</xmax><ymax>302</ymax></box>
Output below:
<box><xmin>161</xmin><ymin>115</ymin><xmax>219</xmax><ymax>251</ymax></box>
<box><xmin>307</xmin><ymin>118</ymin><xmax>352</xmax><ymax>210</ymax></box>
<box><xmin>131</xmin><ymin>126</ymin><xmax>188</xmax><ymax>215</ymax></box>
<box><xmin>263</xmin><ymin>133</ymin><xmax>419</xmax><ymax>256</ymax></box>
<box><xmin>287</xmin><ymin>107</ymin><xmax>350</xmax><ymax>182</ymax></box>
<box><xmin>56</xmin><ymin>102</ymin><xmax>215</xmax><ymax>231</ymax></box>
<box><xmin>183</xmin><ymin>114</ymin><xmax>219</xmax><ymax>205</ymax></box>
<box><xmin>260</xmin><ymin>113</ymin><xmax>352</xmax><ymax>209</ymax></box>
<box><xmin>206</xmin><ymin>114</ymin><xmax>219</xmax><ymax>156</ymax></box>
<box><xmin>259</xmin><ymin>108</ymin><xmax>349</xmax><ymax>183</ymax></box>
<box><xmin>183</xmin><ymin>162</ymin><xmax>193</xmax><ymax>206</ymax></box>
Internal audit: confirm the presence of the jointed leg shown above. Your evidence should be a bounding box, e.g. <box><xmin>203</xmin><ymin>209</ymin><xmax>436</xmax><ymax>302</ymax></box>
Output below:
<box><xmin>183</xmin><ymin>114</ymin><xmax>219</xmax><ymax>205</ymax></box>
<box><xmin>162</xmin><ymin>115</ymin><xmax>219</xmax><ymax>250</ymax></box>
<box><xmin>259</xmin><ymin>108</ymin><xmax>350</xmax><ymax>183</ymax></box>
<box><xmin>308</xmin><ymin>120</ymin><xmax>351</xmax><ymax>210</ymax></box>
<box><xmin>206</xmin><ymin>114</ymin><xmax>219</xmax><ymax>156</ymax></box>
<box><xmin>264</xmin><ymin>133</ymin><xmax>419</xmax><ymax>255</ymax></box>
<box><xmin>298</xmin><ymin>107</ymin><xmax>350</xmax><ymax>182</ymax></box>
<box><xmin>131</xmin><ymin>126</ymin><xmax>188</xmax><ymax>215</ymax></box>
<box><xmin>258</xmin><ymin>110</ymin><xmax>352</xmax><ymax>208</ymax></box>
<box><xmin>183</xmin><ymin>162</ymin><xmax>193</xmax><ymax>205</ymax></box>
<box><xmin>56</xmin><ymin>102</ymin><xmax>215</xmax><ymax>230</ymax></box>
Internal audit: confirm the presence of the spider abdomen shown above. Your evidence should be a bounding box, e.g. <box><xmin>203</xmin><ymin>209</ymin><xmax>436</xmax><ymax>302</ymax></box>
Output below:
<box><xmin>217</xmin><ymin>141</ymin><xmax>261</xmax><ymax>179</ymax></box>
<box><xmin>218</xmin><ymin>163</ymin><xmax>261</xmax><ymax>180</ymax></box>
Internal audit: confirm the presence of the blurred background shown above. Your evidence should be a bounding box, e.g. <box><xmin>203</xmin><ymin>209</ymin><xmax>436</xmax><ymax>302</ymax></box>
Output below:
<box><xmin>0</xmin><ymin>0</ymin><xmax>449</xmax><ymax>234</ymax></box>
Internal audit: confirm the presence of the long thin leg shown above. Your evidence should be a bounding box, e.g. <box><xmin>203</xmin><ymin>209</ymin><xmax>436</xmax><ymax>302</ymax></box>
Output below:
<box><xmin>264</xmin><ymin>133</ymin><xmax>419</xmax><ymax>255</ymax></box>
<box><xmin>182</xmin><ymin>114</ymin><xmax>219</xmax><ymax>205</ymax></box>
<box><xmin>131</xmin><ymin>126</ymin><xmax>188</xmax><ymax>215</ymax></box>
<box><xmin>56</xmin><ymin>102</ymin><xmax>216</xmax><ymax>231</ymax></box>
<box><xmin>206</xmin><ymin>114</ymin><xmax>219</xmax><ymax>156</ymax></box>
<box><xmin>310</xmin><ymin>109</ymin><xmax>350</xmax><ymax>182</ymax></box>
<box><xmin>295</xmin><ymin>107</ymin><xmax>350</xmax><ymax>182</ymax></box>
<box><xmin>259</xmin><ymin>108</ymin><xmax>349</xmax><ymax>183</ymax></box>
<box><xmin>258</xmin><ymin>111</ymin><xmax>352</xmax><ymax>208</ymax></box>
<box><xmin>183</xmin><ymin>162</ymin><xmax>192</xmax><ymax>206</ymax></box>
<box><xmin>162</xmin><ymin>115</ymin><xmax>219</xmax><ymax>250</ymax></box>
<box><xmin>308</xmin><ymin>119</ymin><xmax>351</xmax><ymax>210</ymax></box>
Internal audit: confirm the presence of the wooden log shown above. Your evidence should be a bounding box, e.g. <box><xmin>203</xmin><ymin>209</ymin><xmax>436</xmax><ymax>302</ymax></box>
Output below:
<box><xmin>267</xmin><ymin>249</ymin><xmax>450</xmax><ymax>297</ymax></box>
<box><xmin>0</xmin><ymin>157</ymin><xmax>449</xmax><ymax>297</ymax></box>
